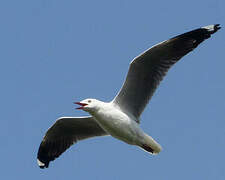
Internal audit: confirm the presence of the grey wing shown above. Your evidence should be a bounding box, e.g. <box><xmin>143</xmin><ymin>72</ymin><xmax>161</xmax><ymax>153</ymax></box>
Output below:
<box><xmin>37</xmin><ymin>116</ymin><xmax>107</xmax><ymax>169</ymax></box>
<box><xmin>113</xmin><ymin>24</ymin><xmax>220</xmax><ymax>119</ymax></box>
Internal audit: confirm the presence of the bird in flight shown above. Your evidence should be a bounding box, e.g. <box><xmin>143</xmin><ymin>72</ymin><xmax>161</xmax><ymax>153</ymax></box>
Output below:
<box><xmin>37</xmin><ymin>24</ymin><xmax>220</xmax><ymax>168</ymax></box>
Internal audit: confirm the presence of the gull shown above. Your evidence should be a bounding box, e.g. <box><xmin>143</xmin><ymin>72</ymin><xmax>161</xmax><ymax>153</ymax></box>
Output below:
<box><xmin>37</xmin><ymin>24</ymin><xmax>220</xmax><ymax>168</ymax></box>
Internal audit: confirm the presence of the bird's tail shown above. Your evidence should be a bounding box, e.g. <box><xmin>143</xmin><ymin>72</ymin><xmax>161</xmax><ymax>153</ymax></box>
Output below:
<box><xmin>140</xmin><ymin>134</ymin><xmax>162</xmax><ymax>155</ymax></box>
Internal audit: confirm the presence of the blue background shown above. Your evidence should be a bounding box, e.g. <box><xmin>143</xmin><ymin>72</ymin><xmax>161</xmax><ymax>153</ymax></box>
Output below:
<box><xmin>1</xmin><ymin>0</ymin><xmax>224</xmax><ymax>179</ymax></box>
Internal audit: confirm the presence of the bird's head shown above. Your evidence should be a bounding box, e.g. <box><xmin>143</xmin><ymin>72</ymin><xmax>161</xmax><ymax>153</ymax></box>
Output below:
<box><xmin>74</xmin><ymin>98</ymin><xmax>100</xmax><ymax>113</ymax></box>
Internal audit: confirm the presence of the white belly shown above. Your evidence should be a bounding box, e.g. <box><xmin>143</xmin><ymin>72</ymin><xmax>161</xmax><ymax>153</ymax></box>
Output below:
<box><xmin>92</xmin><ymin>108</ymin><xmax>144</xmax><ymax>145</ymax></box>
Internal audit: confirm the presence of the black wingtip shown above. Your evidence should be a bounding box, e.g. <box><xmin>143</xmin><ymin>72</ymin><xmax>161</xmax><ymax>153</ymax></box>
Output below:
<box><xmin>211</xmin><ymin>24</ymin><xmax>221</xmax><ymax>33</ymax></box>
<box><xmin>214</xmin><ymin>24</ymin><xmax>221</xmax><ymax>32</ymax></box>
<box><xmin>37</xmin><ymin>137</ymin><xmax>73</xmax><ymax>169</ymax></box>
<box><xmin>182</xmin><ymin>24</ymin><xmax>221</xmax><ymax>46</ymax></box>
<box><xmin>39</xmin><ymin>165</ymin><xmax>46</xmax><ymax>169</ymax></box>
<box><xmin>201</xmin><ymin>24</ymin><xmax>221</xmax><ymax>34</ymax></box>
<box><xmin>37</xmin><ymin>158</ymin><xmax>49</xmax><ymax>169</ymax></box>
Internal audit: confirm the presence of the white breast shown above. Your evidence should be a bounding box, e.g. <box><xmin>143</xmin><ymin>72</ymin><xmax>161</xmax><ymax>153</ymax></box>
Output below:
<box><xmin>92</xmin><ymin>103</ymin><xmax>145</xmax><ymax>145</ymax></box>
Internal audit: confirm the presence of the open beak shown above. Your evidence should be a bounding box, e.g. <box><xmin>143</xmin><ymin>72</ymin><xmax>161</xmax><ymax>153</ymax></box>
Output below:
<box><xmin>74</xmin><ymin>102</ymin><xmax>88</xmax><ymax>110</ymax></box>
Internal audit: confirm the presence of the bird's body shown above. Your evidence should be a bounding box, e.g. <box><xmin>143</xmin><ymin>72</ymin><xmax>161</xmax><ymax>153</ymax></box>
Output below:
<box><xmin>91</xmin><ymin>101</ymin><xmax>139</xmax><ymax>145</ymax></box>
<box><xmin>86</xmin><ymin>100</ymin><xmax>161</xmax><ymax>153</ymax></box>
<box><xmin>37</xmin><ymin>24</ymin><xmax>220</xmax><ymax>168</ymax></box>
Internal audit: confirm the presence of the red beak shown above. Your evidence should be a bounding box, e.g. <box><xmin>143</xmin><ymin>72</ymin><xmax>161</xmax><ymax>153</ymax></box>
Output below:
<box><xmin>74</xmin><ymin>102</ymin><xmax>88</xmax><ymax>110</ymax></box>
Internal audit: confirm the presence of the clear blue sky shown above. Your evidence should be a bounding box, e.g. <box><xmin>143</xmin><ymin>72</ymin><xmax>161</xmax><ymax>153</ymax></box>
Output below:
<box><xmin>1</xmin><ymin>0</ymin><xmax>224</xmax><ymax>179</ymax></box>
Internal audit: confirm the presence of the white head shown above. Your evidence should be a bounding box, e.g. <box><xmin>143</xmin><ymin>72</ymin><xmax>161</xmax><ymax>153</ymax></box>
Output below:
<box><xmin>74</xmin><ymin>98</ymin><xmax>101</xmax><ymax>113</ymax></box>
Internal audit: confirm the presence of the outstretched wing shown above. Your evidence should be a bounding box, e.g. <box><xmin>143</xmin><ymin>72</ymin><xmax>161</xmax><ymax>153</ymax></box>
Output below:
<box><xmin>113</xmin><ymin>24</ymin><xmax>220</xmax><ymax>119</ymax></box>
<box><xmin>37</xmin><ymin>116</ymin><xmax>107</xmax><ymax>169</ymax></box>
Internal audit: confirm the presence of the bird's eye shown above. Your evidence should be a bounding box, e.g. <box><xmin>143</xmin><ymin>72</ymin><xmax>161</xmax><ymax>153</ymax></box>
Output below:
<box><xmin>88</xmin><ymin>100</ymin><xmax>91</xmax><ymax>103</ymax></box>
